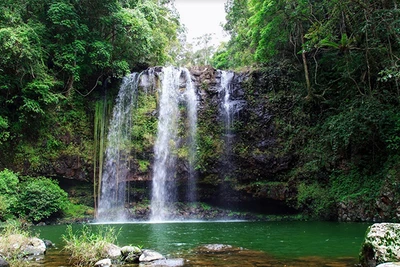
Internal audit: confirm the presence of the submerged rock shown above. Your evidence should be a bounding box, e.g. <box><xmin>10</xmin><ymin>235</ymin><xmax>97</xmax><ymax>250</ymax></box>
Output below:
<box><xmin>196</xmin><ymin>244</ymin><xmax>243</xmax><ymax>254</ymax></box>
<box><xmin>360</xmin><ymin>223</ymin><xmax>400</xmax><ymax>267</ymax></box>
<box><xmin>94</xmin><ymin>258</ymin><xmax>112</xmax><ymax>267</ymax></box>
<box><xmin>139</xmin><ymin>258</ymin><xmax>185</xmax><ymax>267</ymax></box>
<box><xmin>139</xmin><ymin>249</ymin><xmax>165</xmax><ymax>262</ymax></box>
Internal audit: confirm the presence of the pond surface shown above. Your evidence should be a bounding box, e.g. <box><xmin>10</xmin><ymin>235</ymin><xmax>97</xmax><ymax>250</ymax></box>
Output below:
<box><xmin>33</xmin><ymin>221</ymin><xmax>369</xmax><ymax>266</ymax></box>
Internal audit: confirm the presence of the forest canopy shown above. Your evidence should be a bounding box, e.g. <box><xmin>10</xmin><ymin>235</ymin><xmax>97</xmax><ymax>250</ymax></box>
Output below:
<box><xmin>0</xmin><ymin>0</ymin><xmax>180</xmax><ymax>147</ymax></box>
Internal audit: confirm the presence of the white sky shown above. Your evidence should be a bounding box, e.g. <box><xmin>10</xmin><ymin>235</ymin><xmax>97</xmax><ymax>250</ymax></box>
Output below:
<box><xmin>174</xmin><ymin>0</ymin><xmax>229</xmax><ymax>46</ymax></box>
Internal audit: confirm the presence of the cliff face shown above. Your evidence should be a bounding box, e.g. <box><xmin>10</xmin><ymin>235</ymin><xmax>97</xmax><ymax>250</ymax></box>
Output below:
<box><xmin>6</xmin><ymin>65</ymin><xmax>399</xmax><ymax>221</ymax></box>
<box><xmin>187</xmin><ymin>66</ymin><xmax>296</xmax><ymax>214</ymax></box>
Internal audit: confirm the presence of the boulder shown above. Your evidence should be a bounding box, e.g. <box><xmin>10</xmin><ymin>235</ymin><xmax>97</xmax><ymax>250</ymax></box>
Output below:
<box><xmin>139</xmin><ymin>249</ymin><xmax>165</xmax><ymax>262</ymax></box>
<box><xmin>121</xmin><ymin>245</ymin><xmax>142</xmax><ymax>256</ymax></box>
<box><xmin>94</xmin><ymin>258</ymin><xmax>112</xmax><ymax>267</ymax></box>
<box><xmin>22</xmin><ymin>237</ymin><xmax>46</xmax><ymax>256</ymax></box>
<box><xmin>103</xmin><ymin>243</ymin><xmax>121</xmax><ymax>259</ymax></box>
<box><xmin>121</xmin><ymin>245</ymin><xmax>142</xmax><ymax>263</ymax></box>
<box><xmin>0</xmin><ymin>234</ymin><xmax>46</xmax><ymax>258</ymax></box>
<box><xmin>360</xmin><ymin>223</ymin><xmax>400</xmax><ymax>267</ymax></box>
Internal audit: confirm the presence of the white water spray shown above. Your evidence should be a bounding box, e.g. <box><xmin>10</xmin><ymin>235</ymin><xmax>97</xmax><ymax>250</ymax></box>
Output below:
<box><xmin>97</xmin><ymin>73</ymin><xmax>140</xmax><ymax>222</ymax></box>
<box><xmin>150</xmin><ymin>67</ymin><xmax>197</xmax><ymax>221</ymax></box>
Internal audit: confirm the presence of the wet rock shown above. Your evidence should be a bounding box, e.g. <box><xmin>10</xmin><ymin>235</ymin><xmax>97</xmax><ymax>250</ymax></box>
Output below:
<box><xmin>121</xmin><ymin>245</ymin><xmax>142</xmax><ymax>263</ymax></box>
<box><xmin>360</xmin><ymin>223</ymin><xmax>400</xmax><ymax>267</ymax></box>
<box><xmin>103</xmin><ymin>243</ymin><xmax>121</xmax><ymax>259</ymax></box>
<box><xmin>139</xmin><ymin>249</ymin><xmax>165</xmax><ymax>262</ymax></box>
<box><xmin>94</xmin><ymin>258</ymin><xmax>112</xmax><ymax>267</ymax></box>
<box><xmin>1</xmin><ymin>234</ymin><xmax>46</xmax><ymax>256</ymax></box>
<box><xmin>377</xmin><ymin>263</ymin><xmax>400</xmax><ymax>267</ymax></box>
<box><xmin>22</xmin><ymin>237</ymin><xmax>46</xmax><ymax>256</ymax></box>
<box><xmin>43</xmin><ymin>239</ymin><xmax>54</xmax><ymax>248</ymax></box>
<box><xmin>196</xmin><ymin>244</ymin><xmax>243</xmax><ymax>254</ymax></box>
<box><xmin>139</xmin><ymin>258</ymin><xmax>185</xmax><ymax>267</ymax></box>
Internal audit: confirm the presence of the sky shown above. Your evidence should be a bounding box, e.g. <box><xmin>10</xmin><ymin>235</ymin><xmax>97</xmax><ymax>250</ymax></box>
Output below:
<box><xmin>174</xmin><ymin>0</ymin><xmax>229</xmax><ymax>46</ymax></box>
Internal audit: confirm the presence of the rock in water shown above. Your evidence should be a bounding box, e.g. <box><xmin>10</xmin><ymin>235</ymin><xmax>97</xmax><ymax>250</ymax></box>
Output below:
<box><xmin>94</xmin><ymin>258</ymin><xmax>111</xmax><ymax>267</ymax></box>
<box><xmin>103</xmin><ymin>243</ymin><xmax>121</xmax><ymax>259</ymax></box>
<box><xmin>139</xmin><ymin>249</ymin><xmax>165</xmax><ymax>262</ymax></box>
<box><xmin>23</xmin><ymin>237</ymin><xmax>46</xmax><ymax>256</ymax></box>
<box><xmin>360</xmin><ymin>223</ymin><xmax>400</xmax><ymax>267</ymax></box>
<box><xmin>121</xmin><ymin>245</ymin><xmax>142</xmax><ymax>263</ymax></box>
<box><xmin>196</xmin><ymin>244</ymin><xmax>243</xmax><ymax>254</ymax></box>
<box><xmin>139</xmin><ymin>258</ymin><xmax>185</xmax><ymax>267</ymax></box>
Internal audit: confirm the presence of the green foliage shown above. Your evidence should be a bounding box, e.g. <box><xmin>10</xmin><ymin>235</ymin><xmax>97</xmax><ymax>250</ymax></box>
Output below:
<box><xmin>296</xmin><ymin>182</ymin><xmax>334</xmax><ymax>219</ymax></box>
<box><xmin>131</xmin><ymin>92</ymin><xmax>157</xmax><ymax>153</ymax></box>
<box><xmin>137</xmin><ymin>160</ymin><xmax>150</xmax><ymax>172</ymax></box>
<box><xmin>0</xmin><ymin>169</ymin><xmax>70</xmax><ymax>222</ymax></box>
<box><xmin>16</xmin><ymin>177</ymin><xmax>69</xmax><ymax>222</ymax></box>
<box><xmin>62</xmin><ymin>224</ymin><xmax>120</xmax><ymax>266</ymax></box>
<box><xmin>63</xmin><ymin>203</ymin><xmax>94</xmax><ymax>219</ymax></box>
<box><xmin>329</xmin><ymin>168</ymin><xmax>382</xmax><ymax>203</ymax></box>
<box><xmin>0</xmin><ymin>0</ymin><xmax>180</xmax><ymax>166</ymax></box>
<box><xmin>0</xmin><ymin>169</ymin><xmax>19</xmax><ymax>220</ymax></box>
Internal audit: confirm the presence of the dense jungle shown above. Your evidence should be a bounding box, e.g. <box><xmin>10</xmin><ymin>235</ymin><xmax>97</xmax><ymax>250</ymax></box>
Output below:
<box><xmin>0</xmin><ymin>0</ymin><xmax>399</xmax><ymax>224</ymax></box>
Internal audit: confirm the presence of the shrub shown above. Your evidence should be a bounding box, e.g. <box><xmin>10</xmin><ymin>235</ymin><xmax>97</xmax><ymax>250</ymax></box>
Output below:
<box><xmin>0</xmin><ymin>169</ymin><xmax>19</xmax><ymax>220</ymax></box>
<box><xmin>296</xmin><ymin>182</ymin><xmax>334</xmax><ymax>219</ymax></box>
<box><xmin>16</xmin><ymin>177</ymin><xmax>69</xmax><ymax>222</ymax></box>
<box><xmin>0</xmin><ymin>169</ymin><xmax>71</xmax><ymax>223</ymax></box>
<box><xmin>62</xmin><ymin>225</ymin><xmax>120</xmax><ymax>266</ymax></box>
<box><xmin>63</xmin><ymin>203</ymin><xmax>94</xmax><ymax>219</ymax></box>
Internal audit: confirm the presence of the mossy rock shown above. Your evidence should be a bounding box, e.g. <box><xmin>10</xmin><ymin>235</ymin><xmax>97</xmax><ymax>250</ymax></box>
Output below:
<box><xmin>360</xmin><ymin>223</ymin><xmax>400</xmax><ymax>267</ymax></box>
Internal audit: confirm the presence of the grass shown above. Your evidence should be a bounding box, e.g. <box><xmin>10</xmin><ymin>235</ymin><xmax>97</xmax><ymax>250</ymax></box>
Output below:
<box><xmin>0</xmin><ymin>220</ymin><xmax>36</xmax><ymax>266</ymax></box>
<box><xmin>62</xmin><ymin>225</ymin><xmax>120</xmax><ymax>266</ymax></box>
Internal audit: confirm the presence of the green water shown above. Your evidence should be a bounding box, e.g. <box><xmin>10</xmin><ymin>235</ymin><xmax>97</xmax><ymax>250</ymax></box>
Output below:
<box><xmin>34</xmin><ymin>221</ymin><xmax>369</xmax><ymax>266</ymax></box>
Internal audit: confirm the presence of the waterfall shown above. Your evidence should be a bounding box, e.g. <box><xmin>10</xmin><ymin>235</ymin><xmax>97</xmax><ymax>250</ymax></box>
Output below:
<box><xmin>97</xmin><ymin>73</ymin><xmax>140</xmax><ymax>222</ymax></box>
<box><xmin>150</xmin><ymin>66</ymin><xmax>197</xmax><ymax>221</ymax></box>
<box><xmin>219</xmin><ymin>70</ymin><xmax>246</xmax><ymax>138</ymax></box>
<box><xmin>218</xmin><ymin>70</ymin><xmax>246</xmax><ymax>204</ymax></box>
<box><xmin>97</xmin><ymin>67</ymin><xmax>198</xmax><ymax>222</ymax></box>
<box><xmin>220</xmin><ymin>70</ymin><xmax>235</xmax><ymax>136</ymax></box>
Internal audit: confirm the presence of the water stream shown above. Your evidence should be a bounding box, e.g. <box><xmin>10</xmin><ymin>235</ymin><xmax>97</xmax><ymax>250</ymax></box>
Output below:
<box><xmin>150</xmin><ymin>67</ymin><xmax>181</xmax><ymax>221</ymax></box>
<box><xmin>97</xmin><ymin>67</ymin><xmax>198</xmax><ymax>222</ymax></box>
<box><xmin>150</xmin><ymin>66</ymin><xmax>198</xmax><ymax>221</ymax></box>
<box><xmin>97</xmin><ymin>73</ymin><xmax>140</xmax><ymax>222</ymax></box>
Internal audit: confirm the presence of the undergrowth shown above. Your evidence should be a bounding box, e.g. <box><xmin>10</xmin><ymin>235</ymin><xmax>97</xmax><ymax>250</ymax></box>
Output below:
<box><xmin>62</xmin><ymin>225</ymin><xmax>120</xmax><ymax>266</ymax></box>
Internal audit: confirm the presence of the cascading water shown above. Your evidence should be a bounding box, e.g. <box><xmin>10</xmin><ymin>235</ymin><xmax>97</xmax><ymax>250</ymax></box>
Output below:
<box><xmin>218</xmin><ymin>70</ymin><xmax>246</xmax><ymax>205</ymax></box>
<box><xmin>219</xmin><ymin>70</ymin><xmax>246</xmax><ymax>141</ymax></box>
<box><xmin>97</xmin><ymin>73</ymin><xmax>140</xmax><ymax>222</ymax></box>
<box><xmin>97</xmin><ymin>67</ymin><xmax>198</xmax><ymax>222</ymax></box>
<box><xmin>220</xmin><ymin>70</ymin><xmax>235</xmax><ymax>138</ymax></box>
<box><xmin>150</xmin><ymin>66</ymin><xmax>198</xmax><ymax>221</ymax></box>
<box><xmin>150</xmin><ymin>67</ymin><xmax>180</xmax><ymax>221</ymax></box>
